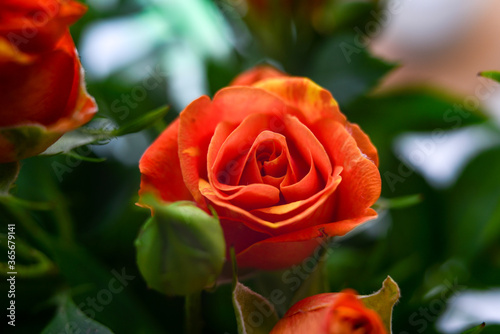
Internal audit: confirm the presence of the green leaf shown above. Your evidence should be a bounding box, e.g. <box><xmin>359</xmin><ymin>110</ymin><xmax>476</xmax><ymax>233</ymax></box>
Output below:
<box><xmin>0</xmin><ymin>162</ymin><xmax>20</xmax><ymax>195</ymax></box>
<box><xmin>49</xmin><ymin>242</ymin><xmax>163</xmax><ymax>333</ymax></box>
<box><xmin>42</xmin><ymin>106</ymin><xmax>168</xmax><ymax>156</ymax></box>
<box><xmin>41</xmin><ymin>294</ymin><xmax>114</xmax><ymax>334</ymax></box>
<box><xmin>347</xmin><ymin>88</ymin><xmax>487</xmax><ymax>136</ymax></box>
<box><xmin>480</xmin><ymin>70</ymin><xmax>500</xmax><ymax>83</ymax></box>
<box><xmin>359</xmin><ymin>276</ymin><xmax>400</xmax><ymax>333</ymax></box>
<box><xmin>375</xmin><ymin>194</ymin><xmax>423</xmax><ymax>211</ymax></box>
<box><xmin>65</xmin><ymin>151</ymin><xmax>106</xmax><ymax>163</ymax></box>
<box><xmin>446</xmin><ymin>146</ymin><xmax>500</xmax><ymax>260</ymax></box>
<box><xmin>112</xmin><ymin>105</ymin><xmax>168</xmax><ymax>136</ymax></box>
<box><xmin>306</xmin><ymin>33</ymin><xmax>394</xmax><ymax>106</ymax></box>
<box><xmin>461</xmin><ymin>322</ymin><xmax>486</xmax><ymax>334</ymax></box>
<box><xmin>346</xmin><ymin>88</ymin><xmax>487</xmax><ymax>171</ymax></box>
<box><xmin>135</xmin><ymin>198</ymin><xmax>226</xmax><ymax>296</ymax></box>
<box><xmin>231</xmin><ymin>249</ymin><xmax>279</xmax><ymax>334</ymax></box>
<box><xmin>41</xmin><ymin>127</ymin><xmax>111</xmax><ymax>155</ymax></box>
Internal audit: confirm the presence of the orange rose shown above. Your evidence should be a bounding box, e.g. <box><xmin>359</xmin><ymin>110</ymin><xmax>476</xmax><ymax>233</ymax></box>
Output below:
<box><xmin>271</xmin><ymin>290</ymin><xmax>387</xmax><ymax>334</ymax></box>
<box><xmin>0</xmin><ymin>0</ymin><xmax>96</xmax><ymax>163</ymax></box>
<box><xmin>139</xmin><ymin>66</ymin><xmax>381</xmax><ymax>270</ymax></box>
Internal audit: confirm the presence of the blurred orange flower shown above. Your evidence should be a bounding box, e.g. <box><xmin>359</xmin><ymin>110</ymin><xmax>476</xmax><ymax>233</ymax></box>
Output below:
<box><xmin>0</xmin><ymin>0</ymin><xmax>96</xmax><ymax>163</ymax></box>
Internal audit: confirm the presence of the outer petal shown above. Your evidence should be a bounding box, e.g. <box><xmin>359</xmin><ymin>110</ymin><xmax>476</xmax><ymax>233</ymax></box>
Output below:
<box><xmin>236</xmin><ymin>235</ymin><xmax>321</xmax><ymax>270</ymax></box>
<box><xmin>139</xmin><ymin>119</ymin><xmax>193</xmax><ymax>202</ymax></box>
<box><xmin>255</xmin><ymin>76</ymin><xmax>379</xmax><ymax>169</ymax></box>
<box><xmin>234</xmin><ymin>213</ymin><xmax>374</xmax><ymax>270</ymax></box>
<box><xmin>0</xmin><ymin>39</ymin><xmax>75</xmax><ymax>127</ymax></box>
<box><xmin>347</xmin><ymin>123</ymin><xmax>379</xmax><ymax>166</ymax></box>
<box><xmin>254</xmin><ymin>77</ymin><xmax>346</xmax><ymax>126</ymax></box>
<box><xmin>312</xmin><ymin>119</ymin><xmax>381</xmax><ymax>221</ymax></box>
<box><xmin>230</xmin><ymin>65</ymin><xmax>287</xmax><ymax>86</ymax></box>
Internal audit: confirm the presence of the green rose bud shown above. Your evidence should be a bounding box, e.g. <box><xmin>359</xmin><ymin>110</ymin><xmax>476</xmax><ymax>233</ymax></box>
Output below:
<box><xmin>135</xmin><ymin>198</ymin><xmax>226</xmax><ymax>296</ymax></box>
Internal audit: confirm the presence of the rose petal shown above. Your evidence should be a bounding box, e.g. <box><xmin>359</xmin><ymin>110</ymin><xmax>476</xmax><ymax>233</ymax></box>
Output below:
<box><xmin>212</xmin><ymin>129</ymin><xmax>296</xmax><ymax>192</ymax></box>
<box><xmin>178</xmin><ymin>96</ymin><xmax>215</xmax><ymax>203</ymax></box>
<box><xmin>0</xmin><ymin>0</ymin><xmax>87</xmax><ymax>53</ymax></box>
<box><xmin>312</xmin><ymin>119</ymin><xmax>381</xmax><ymax>220</ymax></box>
<box><xmin>0</xmin><ymin>42</ymin><xmax>75</xmax><ymax>127</ymax></box>
<box><xmin>261</xmin><ymin>148</ymin><xmax>287</xmax><ymax>179</ymax></box>
<box><xmin>179</xmin><ymin>88</ymin><xmax>295</xmax><ymax>202</ymax></box>
<box><xmin>233</xmin><ymin>212</ymin><xmax>375</xmax><ymax>269</ymax></box>
<box><xmin>209</xmin><ymin>126</ymin><xmax>289</xmax><ymax>209</ymax></box>
<box><xmin>220</xmin><ymin>217</ymin><xmax>271</xmax><ymax>255</ymax></box>
<box><xmin>267</xmin><ymin>210</ymin><xmax>377</xmax><ymax>243</ymax></box>
<box><xmin>254</xmin><ymin>77</ymin><xmax>346</xmax><ymax>126</ymax></box>
<box><xmin>279</xmin><ymin>115</ymin><xmax>332</xmax><ymax>202</ymax></box>
<box><xmin>208</xmin><ymin>114</ymin><xmax>289</xmax><ymax>188</ymax></box>
<box><xmin>199</xmin><ymin>167</ymin><xmax>342</xmax><ymax>235</ymax></box>
<box><xmin>347</xmin><ymin>123</ymin><xmax>379</xmax><ymax>166</ymax></box>
<box><xmin>270</xmin><ymin>293</ymin><xmax>334</xmax><ymax>334</ymax></box>
<box><xmin>261</xmin><ymin>174</ymin><xmax>285</xmax><ymax>188</ymax></box>
<box><xmin>284</xmin><ymin>293</ymin><xmax>342</xmax><ymax>316</ymax></box>
<box><xmin>326</xmin><ymin>293</ymin><xmax>387</xmax><ymax>334</ymax></box>
<box><xmin>230</xmin><ymin>65</ymin><xmax>287</xmax><ymax>86</ymax></box>
<box><xmin>281</xmin><ymin>158</ymin><xmax>321</xmax><ymax>203</ymax></box>
<box><xmin>213</xmin><ymin>183</ymin><xmax>281</xmax><ymax>211</ymax></box>
<box><xmin>0</xmin><ymin>32</ymin><xmax>96</xmax><ymax>163</ymax></box>
<box><xmin>236</xmin><ymin>235</ymin><xmax>321</xmax><ymax>270</ymax></box>
<box><xmin>139</xmin><ymin>119</ymin><xmax>193</xmax><ymax>202</ymax></box>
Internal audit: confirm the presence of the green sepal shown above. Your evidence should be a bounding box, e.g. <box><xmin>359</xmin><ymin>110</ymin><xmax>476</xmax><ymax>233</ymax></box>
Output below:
<box><xmin>359</xmin><ymin>276</ymin><xmax>400</xmax><ymax>333</ymax></box>
<box><xmin>230</xmin><ymin>248</ymin><xmax>280</xmax><ymax>334</ymax></box>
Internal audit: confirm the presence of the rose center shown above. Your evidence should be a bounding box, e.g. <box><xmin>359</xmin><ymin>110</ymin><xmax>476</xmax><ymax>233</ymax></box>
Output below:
<box><xmin>255</xmin><ymin>139</ymin><xmax>287</xmax><ymax>178</ymax></box>
<box><xmin>329</xmin><ymin>307</ymin><xmax>369</xmax><ymax>334</ymax></box>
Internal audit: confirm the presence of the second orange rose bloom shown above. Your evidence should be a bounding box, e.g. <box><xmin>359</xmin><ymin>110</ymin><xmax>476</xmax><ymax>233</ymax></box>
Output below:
<box><xmin>271</xmin><ymin>290</ymin><xmax>387</xmax><ymax>334</ymax></box>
